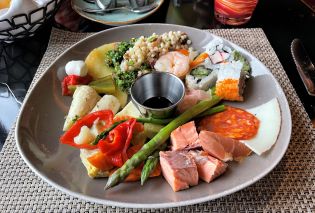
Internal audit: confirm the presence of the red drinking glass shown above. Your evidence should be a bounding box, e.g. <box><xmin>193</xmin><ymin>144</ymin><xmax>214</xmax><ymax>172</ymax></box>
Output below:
<box><xmin>214</xmin><ymin>0</ymin><xmax>259</xmax><ymax>25</ymax></box>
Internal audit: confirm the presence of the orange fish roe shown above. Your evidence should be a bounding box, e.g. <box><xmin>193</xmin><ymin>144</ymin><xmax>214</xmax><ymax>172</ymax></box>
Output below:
<box><xmin>215</xmin><ymin>79</ymin><xmax>243</xmax><ymax>101</ymax></box>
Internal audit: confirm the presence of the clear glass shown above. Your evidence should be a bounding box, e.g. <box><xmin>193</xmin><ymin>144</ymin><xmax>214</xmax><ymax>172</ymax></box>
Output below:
<box><xmin>214</xmin><ymin>0</ymin><xmax>259</xmax><ymax>25</ymax></box>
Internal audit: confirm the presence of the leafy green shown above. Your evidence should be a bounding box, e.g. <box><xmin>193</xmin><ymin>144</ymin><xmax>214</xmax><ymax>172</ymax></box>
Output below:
<box><xmin>191</xmin><ymin>67</ymin><xmax>210</xmax><ymax>78</ymax></box>
<box><xmin>232</xmin><ymin>50</ymin><xmax>251</xmax><ymax>77</ymax></box>
<box><xmin>114</xmin><ymin>69</ymin><xmax>138</xmax><ymax>91</ymax></box>
<box><xmin>105</xmin><ymin>39</ymin><xmax>135</xmax><ymax>68</ymax></box>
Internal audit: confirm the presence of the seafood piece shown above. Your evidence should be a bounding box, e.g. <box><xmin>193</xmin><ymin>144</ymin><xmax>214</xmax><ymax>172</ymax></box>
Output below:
<box><xmin>177</xmin><ymin>89</ymin><xmax>211</xmax><ymax>113</ymax></box>
<box><xmin>171</xmin><ymin>121</ymin><xmax>200</xmax><ymax>150</ymax></box>
<box><xmin>154</xmin><ymin>51</ymin><xmax>190</xmax><ymax>79</ymax></box>
<box><xmin>189</xmin><ymin>150</ymin><xmax>227</xmax><ymax>183</ymax></box>
<box><xmin>63</xmin><ymin>85</ymin><xmax>100</xmax><ymax>131</ymax></box>
<box><xmin>160</xmin><ymin>151</ymin><xmax>199</xmax><ymax>192</ymax></box>
<box><xmin>209</xmin><ymin>51</ymin><xmax>224</xmax><ymax>64</ymax></box>
<box><xmin>215</xmin><ymin>61</ymin><xmax>246</xmax><ymax>101</ymax></box>
<box><xmin>199</xmin><ymin>131</ymin><xmax>252</xmax><ymax>162</ymax></box>
<box><xmin>185</xmin><ymin>70</ymin><xmax>218</xmax><ymax>91</ymax></box>
<box><xmin>91</xmin><ymin>95</ymin><xmax>121</xmax><ymax>114</ymax></box>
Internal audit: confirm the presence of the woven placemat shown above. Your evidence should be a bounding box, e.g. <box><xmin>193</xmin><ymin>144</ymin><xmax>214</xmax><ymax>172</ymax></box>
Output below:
<box><xmin>1</xmin><ymin>28</ymin><xmax>314</xmax><ymax>212</ymax></box>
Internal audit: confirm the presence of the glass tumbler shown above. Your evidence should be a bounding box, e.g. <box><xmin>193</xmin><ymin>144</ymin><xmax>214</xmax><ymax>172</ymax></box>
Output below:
<box><xmin>214</xmin><ymin>0</ymin><xmax>259</xmax><ymax>25</ymax></box>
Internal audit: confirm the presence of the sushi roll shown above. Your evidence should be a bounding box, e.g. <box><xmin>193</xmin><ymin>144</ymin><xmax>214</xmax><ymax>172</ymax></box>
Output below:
<box><xmin>215</xmin><ymin>61</ymin><xmax>246</xmax><ymax>101</ymax></box>
<box><xmin>185</xmin><ymin>69</ymin><xmax>218</xmax><ymax>91</ymax></box>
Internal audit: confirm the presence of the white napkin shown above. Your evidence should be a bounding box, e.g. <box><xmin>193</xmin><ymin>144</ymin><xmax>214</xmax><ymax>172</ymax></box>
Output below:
<box><xmin>0</xmin><ymin>0</ymin><xmax>51</xmax><ymax>39</ymax></box>
<box><xmin>0</xmin><ymin>0</ymin><xmax>51</xmax><ymax>24</ymax></box>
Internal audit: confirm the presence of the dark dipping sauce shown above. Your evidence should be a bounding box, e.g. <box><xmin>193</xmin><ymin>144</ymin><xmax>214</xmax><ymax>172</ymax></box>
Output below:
<box><xmin>143</xmin><ymin>96</ymin><xmax>173</xmax><ymax>109</ymax></box>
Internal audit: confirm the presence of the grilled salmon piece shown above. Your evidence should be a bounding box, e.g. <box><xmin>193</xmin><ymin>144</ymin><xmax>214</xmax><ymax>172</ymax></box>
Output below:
<box><xmin>170</xmin><ymin>121</ymin><xmax>200</xmax><ymax>150</ymax></box>
<box><xmin>177</xmin><ymin>89</ymin><xmax>211</xmax><ymax>113</ymax></box>
<box><xmin>189</xmin><ymin>150</ymin><xmax>227</xmax><ymax>183</ymax></box>
<box><xmin>160</xmin><ymin>151</ymin><xmax>199</xmax><ymax>192</ymax></box>
<box><xmin>199</xmin><ymin>131</ymin><xmax>251</xmax><ymax>162</ymax></box>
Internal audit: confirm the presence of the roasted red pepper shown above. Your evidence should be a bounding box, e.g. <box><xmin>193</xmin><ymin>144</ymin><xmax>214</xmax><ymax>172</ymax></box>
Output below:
<box><xmin>62</xmin><ymin>74</ymin><xmax>92</xmax><ymax>96</ymax></box>
<box><xmin>59</xmin><ymin>110</ymin><xmax>113</xmax><ymax>149</ymax></box>
<box><xmin>97</xmin><ymin>118</ymin><xmax>136</xmax><ymax>158</ymax></box>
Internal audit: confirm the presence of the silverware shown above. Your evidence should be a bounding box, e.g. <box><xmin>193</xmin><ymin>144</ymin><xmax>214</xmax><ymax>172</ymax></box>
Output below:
<box><xmin>83</xmin><ymin>0</ymin><xmax>115</xmax><ymax>9</ymax></box>
<box><xmin>80</xmin><ymin>3</ymin><xmax>158</xmax><ymax>13</ymax></box>
<box><xmin>291</xmin><ymin>39</ymin><xmax>315</xmax><ymax>96</ymax></box>
<box><xmin>83</xmin><ymin>0</ymin><xmax>96</xmax><ymax>4</ymax></box>
<box><xmin>95</xmin><ymin>0</ymin><xmax>107</xmax><ymax>9</ymax></box>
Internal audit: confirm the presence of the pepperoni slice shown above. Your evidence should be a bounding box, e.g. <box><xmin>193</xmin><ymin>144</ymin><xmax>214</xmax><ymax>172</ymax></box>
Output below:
<box><xmin>198</xmin><ymin>106</ymin><xmax>259</xmax><ymax>140</ymax></box>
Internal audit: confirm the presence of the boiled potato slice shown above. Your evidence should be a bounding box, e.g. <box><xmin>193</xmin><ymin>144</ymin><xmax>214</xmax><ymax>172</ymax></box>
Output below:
<box><xmin>115</xmin><ymin>101</ymin><xmax>141</xmax><ymax>118</ymax></box>
<box><xmin>113</xmin><ymin>87</ymin><xmax>128</xmax><ymax>108</ymax></box>
<box><xmin>85</xmin><ymin>42</ymin><xmax>117</xmax><ymax>79</ymax></box>
<box><xmin>91</xmin><ymin>95</ymin><xmax>121</xmax><ymax>114</ymax></box>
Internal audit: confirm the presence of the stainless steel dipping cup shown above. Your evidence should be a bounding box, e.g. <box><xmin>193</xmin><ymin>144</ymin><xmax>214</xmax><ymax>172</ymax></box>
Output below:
<box><xmin>130</xmin><ymin>72</ymin><xmax>185</xmax><ymax>119</ymax></box>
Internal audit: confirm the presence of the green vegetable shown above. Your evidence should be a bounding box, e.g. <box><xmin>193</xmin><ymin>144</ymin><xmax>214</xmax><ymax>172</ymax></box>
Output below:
<box><xmin>113</xmin><ymin>69</ymin><xmax>138</xmax><ymax>92</ymax></box>
<box><xmin>104</xmin><ymin>95</ymin><xmax>221</xmax><ymax>189</ymax></box>
<box><xmin>105</xmin><ymin>40</ymin><xmax>135</xmax><ymax>68</ymax></box>
<box><xmin>136</xmin><ymin>117</ymin><xmax>173</xmax><ymax>125</ymax></box>
<box><xmin>191</xmin><ymin>67</ymin><xmax>210</xmax><ymax>78</ymax></box>
<box><xmin>232</xmin><ymin>50</ymin><xmax>251</xmax><ymax>77</ymax></box>
<box><xmin>68</xmin><ymin>76</ymin><xmax>116</xmax><ymax>94</ymax></box>
<box><xmin>92</xmin><ymin>117</ymin><xmax>172</xmax><ymax>145</ymax></box>
<box><xmin>140</xmin><ymin>143</ymin><xmax>167</xmax><ymax>185</ymax></box>
<box><xmin>91</xmin><ymin>120</ymin><xmax>125</xmax><ymax>145</ymax></box>
<box><xmin>144</xmin><ymin>123</ymin><xmax>164</xmax><ymax>139</ymax></box>
<box><xmin>147</xmin><ymin>34</ymin><xmax>158</xmax><ymax>42</ymax></box>
<box><xmin>196</xmin><ymin>104</ymin><xmax>225</xmax><ymax>118</ymax></box>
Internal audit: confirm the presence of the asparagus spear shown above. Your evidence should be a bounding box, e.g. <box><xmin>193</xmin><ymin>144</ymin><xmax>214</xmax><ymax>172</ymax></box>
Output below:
<box><xmin>196</xmin><ymin>104</ymin><xmax>225</xmax><ymax>118</ymax></box>
<box><xmin>91</xmin><ymin>120</ymin><xmax>125</xmax><ymax>145</ymax></box>
<box><xmin>104</xmin><ymin>95</ymin><xmax>221</xmax><ymax>189</ymax></box>
<box><xmin>140</xmin><ymin>143</ymin><xmax>167</xmax><ymax>185</ymax></box>
<box><xmin>92</xmin><ymin>117</ymin><xmax>173</xmax><ymax>145</ymax></box>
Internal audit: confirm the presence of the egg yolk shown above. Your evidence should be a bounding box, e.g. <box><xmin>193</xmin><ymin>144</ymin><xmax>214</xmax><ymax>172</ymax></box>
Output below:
<box><xmin>0</xmin><ymin>0</ymin><xmax>11</xmax><ymax>9</ymax></box>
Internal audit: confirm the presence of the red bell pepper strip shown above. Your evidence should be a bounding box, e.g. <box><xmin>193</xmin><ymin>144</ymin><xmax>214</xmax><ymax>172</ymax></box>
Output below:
<box><xmin>62</xmin><ymin>74</ymin><xmax>92</xmax><ymax>96</ymax></box>
<box><xmin>97</xmin><ymin>118</ymin><xmax>137</xmax><ymax>158</ymax></box>
<box><xmin>122</xmin><ymin>119</ymin><xmax>137</xmax><ymax>162</ymax></box>
<box><xmin>59</xmin><ymin>110</ymin><xmax>113</xmax><ymax>149</ymax></box>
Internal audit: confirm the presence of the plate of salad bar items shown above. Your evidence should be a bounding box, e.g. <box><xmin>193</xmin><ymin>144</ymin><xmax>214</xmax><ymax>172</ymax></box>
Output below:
<box><xmin>16</xmin><ymin>24</ymin><xmax>291</xmax><ymax>208</ymax></box>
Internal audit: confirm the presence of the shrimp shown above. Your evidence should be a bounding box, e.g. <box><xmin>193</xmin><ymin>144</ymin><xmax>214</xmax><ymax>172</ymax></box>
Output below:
<box><xmin>154</xmin><ymin>51</ymin><xmax>190</xmax><ymax>79</ymax></box>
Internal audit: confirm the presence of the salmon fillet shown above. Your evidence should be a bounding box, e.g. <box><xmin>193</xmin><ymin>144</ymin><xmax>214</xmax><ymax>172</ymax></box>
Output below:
<box><xmin>170</xmin><ymin>121</ymin><xmax>200</xmax><ymax>150</ymax></box>
<box><xmin>177</xmin><ymin>89</ymin><xmax>210</xmax><ymax>113</ymax></box>
<box><xmin>199</xmin><ymin>131</ymin><xmax>252</xmax><ymax>162</ymax></box>
<box><xmin>160</xmin><ymin>151</ymin><xmax>199</xmax><ymax>192</ymax></box>
<box><xmin>189</xmin><ymin>150</ymin><xmax>227</xmax><ymax>183</ymax></box>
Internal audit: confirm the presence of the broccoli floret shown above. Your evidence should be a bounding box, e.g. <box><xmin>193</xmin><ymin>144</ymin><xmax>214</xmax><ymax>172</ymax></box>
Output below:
<box><xmin>114</xmin><ymin>69</ymin><xmax>138</xmax><ymax>92</ymax></box>
<box><xmin>105</xmin><ymin>39</ymin><xmax>135</xmax><ymax>68</ymax></box>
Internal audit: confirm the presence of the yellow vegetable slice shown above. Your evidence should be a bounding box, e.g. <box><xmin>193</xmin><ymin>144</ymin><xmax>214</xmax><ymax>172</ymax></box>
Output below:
<box><xmin>85</xmin><ymin>42</ymin><xmax>117</xmax><ymax>79</ymax></box>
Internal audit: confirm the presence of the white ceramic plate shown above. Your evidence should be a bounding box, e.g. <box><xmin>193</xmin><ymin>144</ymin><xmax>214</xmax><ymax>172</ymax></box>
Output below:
<box><xmin>15</xmin><ymin>24</ymin><xmax>291</xmax><ymax>208</ymax></box>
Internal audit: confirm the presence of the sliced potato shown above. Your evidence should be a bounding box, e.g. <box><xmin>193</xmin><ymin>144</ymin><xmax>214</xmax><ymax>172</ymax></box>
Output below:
<box><xmin>113</xmin><ymin>87</ymin><xmax>128</xmax><ymax>108</ymax></box>
<box><xmin>115</xmin><ymin>101</ymin><xmax>141</xmax><ymax>118</ymax></box>
<box><xmin>91</xmin><ymin>95</ymin><xmax>121</xmax><ymax>114</ymax></box>
<box><xmin>63</xmin><ymin>85</ymin><xmax>100</xmax><ymax>131</ymax></box>
<box><xmin>85</xmin><ymin>42</ymin><xmax>117</xmax><ymax>79</ymax></box>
